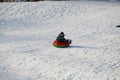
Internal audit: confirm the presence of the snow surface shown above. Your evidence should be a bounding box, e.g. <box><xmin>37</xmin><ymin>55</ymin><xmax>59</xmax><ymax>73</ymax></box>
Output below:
<box><xmin>0</xmin><ymin>1</ymin><xmax>120</xmax><ymax>80</ymax></box>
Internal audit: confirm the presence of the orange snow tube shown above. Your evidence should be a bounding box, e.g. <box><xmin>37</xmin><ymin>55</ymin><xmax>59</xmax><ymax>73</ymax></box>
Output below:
<box><xmin>53</xmin><ymin>40</ymin><xmax>70</xmax><ymax>48</ymax></box>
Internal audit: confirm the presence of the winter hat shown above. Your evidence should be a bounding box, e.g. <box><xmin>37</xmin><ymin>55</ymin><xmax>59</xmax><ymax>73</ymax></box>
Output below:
<box><xmin>61</xmin><ymin>32</ymin><xmax>64</xmax><ymax>34</ymax></box>
<box><xmin>59</xmin><ymin>32</ymin><xmax>65</xmax><ymax>36</ymax></box>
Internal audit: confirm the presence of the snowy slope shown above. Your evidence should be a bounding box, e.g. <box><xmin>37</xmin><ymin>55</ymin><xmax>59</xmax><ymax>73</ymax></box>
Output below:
<box><xmin>0</xmin><ymin>1</ymin><xmax>120</xmax><ymax>80</ymax></box>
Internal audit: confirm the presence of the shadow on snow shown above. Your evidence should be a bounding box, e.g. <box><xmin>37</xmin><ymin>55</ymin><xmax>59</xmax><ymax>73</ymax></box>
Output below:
<box><xmin>69</xmin><ymin>45</ymin><xmax>102</xmax><ymax>49</ymax></box>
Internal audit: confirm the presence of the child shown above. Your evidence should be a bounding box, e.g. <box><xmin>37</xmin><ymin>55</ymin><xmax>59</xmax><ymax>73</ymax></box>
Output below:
<box><xmin>56</xmin><ymin>32</ymin><xmax>71</xmax><ymax>44</ymax></box>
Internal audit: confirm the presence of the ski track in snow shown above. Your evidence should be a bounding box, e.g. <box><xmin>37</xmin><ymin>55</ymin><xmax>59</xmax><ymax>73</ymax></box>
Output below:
<box><xmin>0</xmin><ymin>1</ymin><xmax>120</xmax><ymax>80</ymax></box>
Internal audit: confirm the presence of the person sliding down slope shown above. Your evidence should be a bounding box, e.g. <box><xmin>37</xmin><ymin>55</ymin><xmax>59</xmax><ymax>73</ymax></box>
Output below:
<box><xmin>53</xmin><ymin>32</ymin><xmax>71</xmax><ymax>48</ymax></box>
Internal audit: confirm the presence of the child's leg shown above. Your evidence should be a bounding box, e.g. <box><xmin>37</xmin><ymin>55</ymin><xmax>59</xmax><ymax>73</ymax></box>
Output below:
<box><xmin>65</xmin><ymin>39</ymin><xmax>72</xmax><ymax>44</ymax></box>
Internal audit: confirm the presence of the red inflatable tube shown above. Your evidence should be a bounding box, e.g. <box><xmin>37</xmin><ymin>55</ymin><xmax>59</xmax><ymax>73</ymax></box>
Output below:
<box><xmin>53</xmin><ymin>40</ymin><xmax>69</xmax><ymax>48</ymax></box>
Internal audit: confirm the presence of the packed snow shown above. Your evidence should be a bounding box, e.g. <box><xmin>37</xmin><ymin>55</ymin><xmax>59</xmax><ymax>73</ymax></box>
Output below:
<box><xmin>0</xmin><ymin>1</ymin><xmax>120</xmax><ymax>80</ymax></box>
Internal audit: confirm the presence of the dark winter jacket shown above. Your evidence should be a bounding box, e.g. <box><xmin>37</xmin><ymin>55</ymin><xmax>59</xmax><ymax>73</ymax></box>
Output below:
<box><xmin>56</xmin><ymin>36</ymin><xmax>66</xmax><ymax>42</ymax></box>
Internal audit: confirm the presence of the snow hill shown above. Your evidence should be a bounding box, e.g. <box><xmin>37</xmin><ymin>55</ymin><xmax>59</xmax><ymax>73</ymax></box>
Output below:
<box><xmin>0</xmin><ymin>1</ymin><xmax>120</xmax><ymax>80</ymax></box>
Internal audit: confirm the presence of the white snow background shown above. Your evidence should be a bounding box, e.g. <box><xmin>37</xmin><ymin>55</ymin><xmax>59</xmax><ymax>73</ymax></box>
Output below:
<box><xmin>0</xmin><ymin>1</ymin><xmax>120</xmax><ymax>80</ymax></box>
